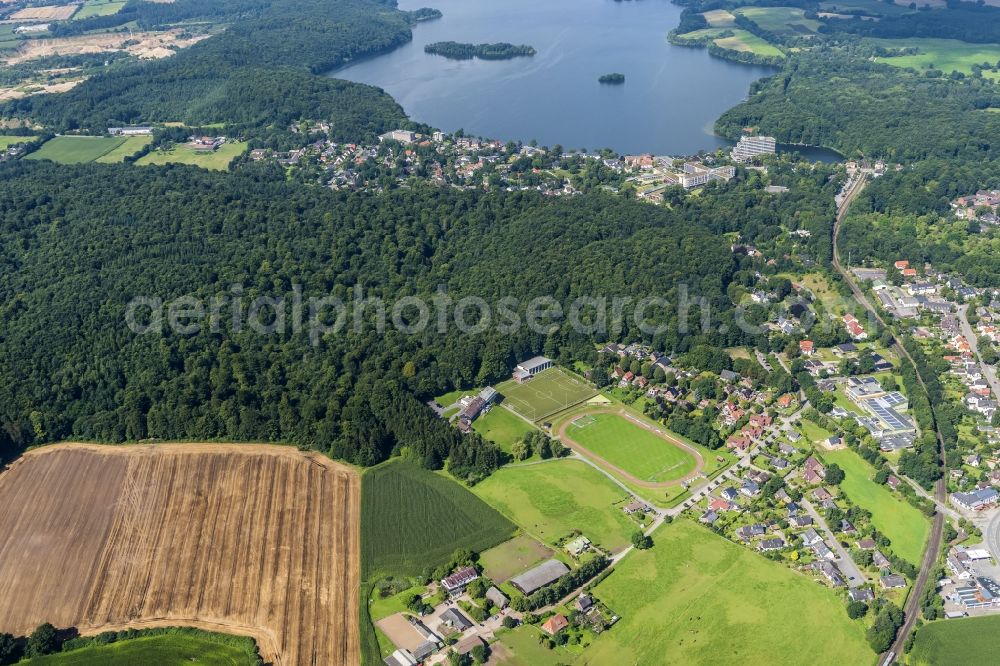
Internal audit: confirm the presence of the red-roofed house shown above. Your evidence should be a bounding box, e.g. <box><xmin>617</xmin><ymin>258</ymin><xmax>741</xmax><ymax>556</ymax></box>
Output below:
<box><xmin>800</xmin><ymin>340</ymin><xmax>815</xmax><ymax>355</ymax></box>
<box><xmin>542</xmin><ymin>614</ymin><xmax>569</xmax><ymax>636</ymax></box>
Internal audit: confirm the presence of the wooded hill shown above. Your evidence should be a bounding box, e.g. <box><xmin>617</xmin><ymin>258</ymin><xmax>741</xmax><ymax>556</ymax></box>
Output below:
<box><xmin>0</xmin><ymin>159</ymin><xmax>836</xmax><ymax>477</ymax></box>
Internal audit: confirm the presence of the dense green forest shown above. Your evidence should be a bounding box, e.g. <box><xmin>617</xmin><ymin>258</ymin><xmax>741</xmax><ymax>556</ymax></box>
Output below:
<box><xmin>823</xmin><ymin>3</ymin><xmax>1000</xmax><ymax>44</ymax></box>
<box><xmin>0</xmin><ymin>159</ymin><xmax>836</xmax><ymax>476</ymax></box>
<box><xmin>423</xmin><ymin>42</ymin><xmax>536</xmax><ymax>60</ymax></box>
<box><xmin>3</xmin><ymin>0</ymin><xmax>416</xmax><ymax>140</ymax></box>
<box><xmin>838</xmin><ymin>159</ymin><xmax>1000</xmax><ymax>285</ymax></box>
<box><xmin>717</xmin><ymin>50</ymin><xmax>1000</xmax><ymax>160</ymax></box>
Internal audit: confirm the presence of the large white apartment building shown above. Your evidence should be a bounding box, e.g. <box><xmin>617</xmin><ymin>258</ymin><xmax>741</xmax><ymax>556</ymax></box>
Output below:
<box><xmin>731</xmin><ymin>135</ymin><xmax>776</xmax><ymax>163</ymax></box>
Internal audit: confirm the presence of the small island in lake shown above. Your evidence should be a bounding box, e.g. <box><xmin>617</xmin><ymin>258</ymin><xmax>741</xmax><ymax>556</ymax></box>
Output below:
<box><xmin>598</xmin><ymin>73</ymin><xmax>625</xmax><ymax>84</ymax></box>
<box><xmin>406</xmin><ymin>7</ymin><xmax>442</xmax><ymax>23</ymax></box>
<box><xmin>424</xmin><ymin>41</ymin><xmax>537</xmax><ymax>61</ymax></box>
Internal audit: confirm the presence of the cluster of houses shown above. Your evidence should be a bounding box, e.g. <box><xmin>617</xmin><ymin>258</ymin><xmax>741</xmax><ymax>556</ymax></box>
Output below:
<box><xmin>946</xmin><ymin>350</ymin><xmax>999</xmax><ymax>422</ymax></box>
<box><xmin>260</xmin><ymin>126</ymin><xmax>609</xmax><ymax>197</ymax></box>
<box><xmin>842</xmin><ymin>313</ymin><xmax>868</xmax><ymax>341</ymax></box>
<box><xmin>952</xmin><ymin>190</ymin><xmax>1000</xmax><ymax>224</ymax></box>
<box><xmin>625</xmin><ymin>155</ymin><xmax>735</xmax><ymax>201</ymax></box>
<box><xmin>698</xmin><ymin>404</ymin><xmax>921</xmax><ymax>605</ymax></box>
<box><xmin>187</xmin><ymin>135</ymin><xmax>226</xmax><ymax>152</ymax></box>
<box><xmin>864</xmin><ymin>261</ymin><xmax>973</xmax><ymax>319</ymax></box>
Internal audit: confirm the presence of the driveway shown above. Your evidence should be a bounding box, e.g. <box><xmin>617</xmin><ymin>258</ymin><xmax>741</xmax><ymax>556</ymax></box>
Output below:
<box><xmin>802</xmin><ymin>498</ymin><xmax>865</xmax><ymax>586</ymax></box>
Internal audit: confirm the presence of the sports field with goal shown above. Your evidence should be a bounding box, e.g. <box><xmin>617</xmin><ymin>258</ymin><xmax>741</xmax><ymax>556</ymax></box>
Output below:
<box><xmin>495</xmin><ymin>367</ymin><xmax>597</xmax><ymax>422</ymax></box>
<box><xmin>567</xmin><ymin>412</ymin><xmax>699</xmax><ymax>484</ymax></box>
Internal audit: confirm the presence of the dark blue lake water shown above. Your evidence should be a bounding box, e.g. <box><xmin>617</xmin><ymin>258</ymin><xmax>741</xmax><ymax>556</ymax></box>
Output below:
<box><xmin>333</xmin><ymin>0</ymin><xmax>840</xmax><ymax>160</ymax></box>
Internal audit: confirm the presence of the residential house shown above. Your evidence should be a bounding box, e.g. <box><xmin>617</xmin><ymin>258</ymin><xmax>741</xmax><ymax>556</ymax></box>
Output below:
<box><xmin>441</xmin><ymin>566</ymin><xmax>479</xmax><ymax>597</ymax></box>
<box><xmin>880</xmin><ymin>574</ymin><xmax>907</xmax><ymax>589</ymax></box>
<box><xmin>440</xmin><ymin>608</ymin><xmax>473</xmax><ymax>631</ymax></box>
<box><xmin>541</xmin><ymin>614</ymin><xmax>569</xmax><ymax>636</ymax></box>
<box><xmin>486</xmin><ymin>586</ymin><xmax>509</xmax><ymax>609</ymax></box>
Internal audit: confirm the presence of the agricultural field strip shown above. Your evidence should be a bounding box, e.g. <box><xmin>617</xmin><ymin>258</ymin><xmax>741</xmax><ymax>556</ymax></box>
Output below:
<box><xmin>0</xmin><ymin>443</ymin><xmax>360</xmax><ymax>666</ymax></box>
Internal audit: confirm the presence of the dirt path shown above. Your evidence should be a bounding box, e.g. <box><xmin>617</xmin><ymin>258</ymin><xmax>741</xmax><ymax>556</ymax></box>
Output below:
<box><xmin>554</xmin><ymin>407</ymin><xmax>705</xmax><ymax>488</ymax></box>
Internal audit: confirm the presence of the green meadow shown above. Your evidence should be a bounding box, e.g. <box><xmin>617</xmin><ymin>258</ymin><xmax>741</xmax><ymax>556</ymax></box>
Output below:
<box><xmin>136</xmin><ymin>142</ymin><xmax>248</xmax><ymax>171</ymax></box>
<box><xmin>822</xmin><ymin>448</ymin><xmax>929</xmax><ymax>564</ymax></box>
<box><xmin>73</xmin><ymin>0</ymin><xmax>127</xmax><ymax>19</ymax></box>
<box><xmin>909</xmin><ymin>616</ymin><xmax>1000</xmax><ymax>665</ymax></box>
<box><xmin>579</xmin><ymin>520</ymin><xmax>872</xmax><ymax>665</ymax></box>
<box><xmin>26</xmin><ymin>136</ymin><xmax>128</xmax><ymax>164</ymax></box>
<box><xmin>471</xmin><ymin>458</ymin><xmax>636</xmax><ymax>551</ymax></box>
<box><xmin>873</xmin><ymin>38</ymin><xmax>1000</xmax><ymax>77</ymax></box>
<box><xmin>23</xmin><ymin>633</ymin><xmax>258</xmax><ymax>665</ymax></box>
<box><xmin>568</xmin><ymin>412</ymin><xmax>698</xmax><ymax>483</ymax></box>
<box><xmin>734</xmin><ymin>6</ymin><xmax>820</xmax><ymax>35</ymax></box>
<box><xmin>473</xmin><ymin>406</ymin><xmax>535</xmax><ymax>451</ymax></box>
<box><xmin>95</xmin><ymin>136</ymin><xmax>153</xmax><ymax>163</ymax></box>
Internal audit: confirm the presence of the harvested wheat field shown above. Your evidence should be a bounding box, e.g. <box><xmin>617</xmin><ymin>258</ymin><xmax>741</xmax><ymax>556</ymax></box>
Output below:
<box><xmin>9</xmin><ymin>4</ymin><xmax>79</xmax><ymax>20</ymax></box>
<box><xmin>0</xmin><ymin>443</ymin><xmax>360</xmax><ymax>666</ymax></box>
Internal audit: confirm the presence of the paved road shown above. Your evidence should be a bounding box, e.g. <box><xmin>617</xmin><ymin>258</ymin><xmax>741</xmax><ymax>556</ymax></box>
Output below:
<box><xmin>984</xmin><ymin>510</ymin><xmax>1000</xmax><ymax>564</ymax></box>
<box><xmin>832</xmin><ymin>174</ymin><xmax>948</xmax><ymax>661</ymax></box>
<box><xmin>958</xmin><ymin>303</ymin><xmax>1000</xmax><ymax>404</ymax></box>
<box><xmin>802</xmin><ymin>498</ymin><xmax>866</xmax><ymax>586</ymax></box>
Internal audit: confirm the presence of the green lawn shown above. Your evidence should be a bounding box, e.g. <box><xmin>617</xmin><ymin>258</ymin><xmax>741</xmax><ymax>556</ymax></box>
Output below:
<box><xmin>798</xmin><ymin>418</ymin><xmax>833</xmax><ymax>443</ymax></box>
<box><xmin>95</xmin><ymin>135</ymin><xmax>152</xmax><ymax>163</ymax></box>
<box><xmin>23</xmin><ymin>634</ymin><xmax>257</xmax><ymax>665</ymax></box>
<box><xmin>368</xmin><ymin>582</ymin><xmax>425</xmax><ymax>621</ymax></box>
<box><xmin>73</xmin><ymin>0</ymin><xmax>127</xmax><ymax>19</ymax></box>
<box><xmin>734</xmin><ymin>6</ymin><xmax>820</xmax><ymax>35</ymax></box>
<box><xmin>479</xmin><ymin>534</ymin><xmax>554</xmax><ymax>583</ymax></box>
<box><xmin>26</xmin><ymin>136</ymin><xmax>127</xmax><ymax>164</ymax></box>
<box><xmin>472</xmin><ymin>406</ymin><xmax>535</xmax><ymax>451</ymax></box>
<box><xmin>497</xmin><ymin>624</ymin><xmax>585</xmax><ymax>665</ymax></box>
<box><xmin>714</xmin><ymin>29</ymin><xmax>785</xmax><ymax>58</ymax></box>
<box><xmin>433</xmin><ymin>387</ymin><xmax>477</xmax><ymax>408</ymax></box>
<box><xmin>578</xmin><ymin>520</ymin><xmax>872</xmax><ymax>665</ymax></box>
<box><xmin>567</xmin><ymin>412</ymin><xmax>698</xmax><ymax>483</ymax></box>
<box><xmin>909</xmin><ymin>616</ymin><xmax>1000</xmax><ymax>665</ymax></box>
<box><xmin>471</xmin><ymin>458</ymin><xmax>635</xmax><ymax>552</ymax></box>
<box><xmin>495</xmin><ymin>367</ymin><xmax>597</xmax><ymax>422</ymax></box>
<box><xmin>702</xmin><ymin>9</ymin><xmax>736</xmax><ymax>27</ymax></box>
<box><xmin>873</xmin><ymin>38</ymin><xmax>1000</xmax><ymax>77</ymax></box>
<box><xmin>136</xmin><ymin>141</ymin><xmax>247</xmax><ymax>171</ymax></box>
<box><xmin>0</xmin><ymin>135</ymin><xmax>30</xmax><ymax>149</ymax></box>
<box><xmin>361</xmin><ymin>459</ymin><xmax>515</xmax><ymax>579</ymax></box>
<box><xmin>822</xmin><ymin>448</ymin><xmax>930</xmax><ymax>564</ymax></box>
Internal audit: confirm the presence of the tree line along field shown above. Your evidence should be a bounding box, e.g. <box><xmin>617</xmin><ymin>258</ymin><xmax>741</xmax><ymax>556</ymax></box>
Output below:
<box><xmin>872</xmin><ymin>38</ymin><xmax>1000</xmax><ymax>79</ymax></box>
<box><xmin>577</xmin><ymin>520</ymin><xmax>872</xmax><ymax>665</ymax></box>
<box><xmin>0</xmin><ymin>443</ymin><xmax>361</xmax><ymax>666</ymax></box>
<box><xmin>135</xmin><ymin>142</ymin><xmax>249</xmax><ymax>171</ymax></box>
<box><xmin>22</xmin><ymin>630</ymin><xmax>259</xmax><ymax>665</ymax></box>
<box><xmin>24</xmin><ymin>136</ymin><xmax>149</xmax><ymax>165</ymax></box>
<box><xmin>733</xmin><ymin>6</ymin><xmax>820</xmax><ymax>35</ymax></box>
<box><xmin>908</xmin><ymin>615</ymin><xmax>1000</xmax><ymax>664</ymax></box>
<box><xmin>73</xmin><ymin>0</ymin><xmax>127</xmax><ymax>20</ymax></box>
<box><xmin>821</xmin><ymin>447</ymin><xmax>930</xmax><ymax>564</ymax></box>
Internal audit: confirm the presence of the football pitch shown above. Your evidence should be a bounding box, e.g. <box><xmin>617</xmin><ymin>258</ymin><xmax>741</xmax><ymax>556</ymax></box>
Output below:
<box><xmin>496</xmin><ymin>367</ymin><xmax>597</xmax><ymax>422</ymax></box>
<box><xmin>568</xmin><ymin>412</ymin><xmax>699</xmax><ymax>484</ymax></box>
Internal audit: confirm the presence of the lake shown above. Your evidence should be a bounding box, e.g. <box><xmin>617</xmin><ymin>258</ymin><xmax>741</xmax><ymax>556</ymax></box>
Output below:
<box><xmin>332</xmin><ymin>0</ymin><xmax>826</xmax><ymax>157</ymax></box>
